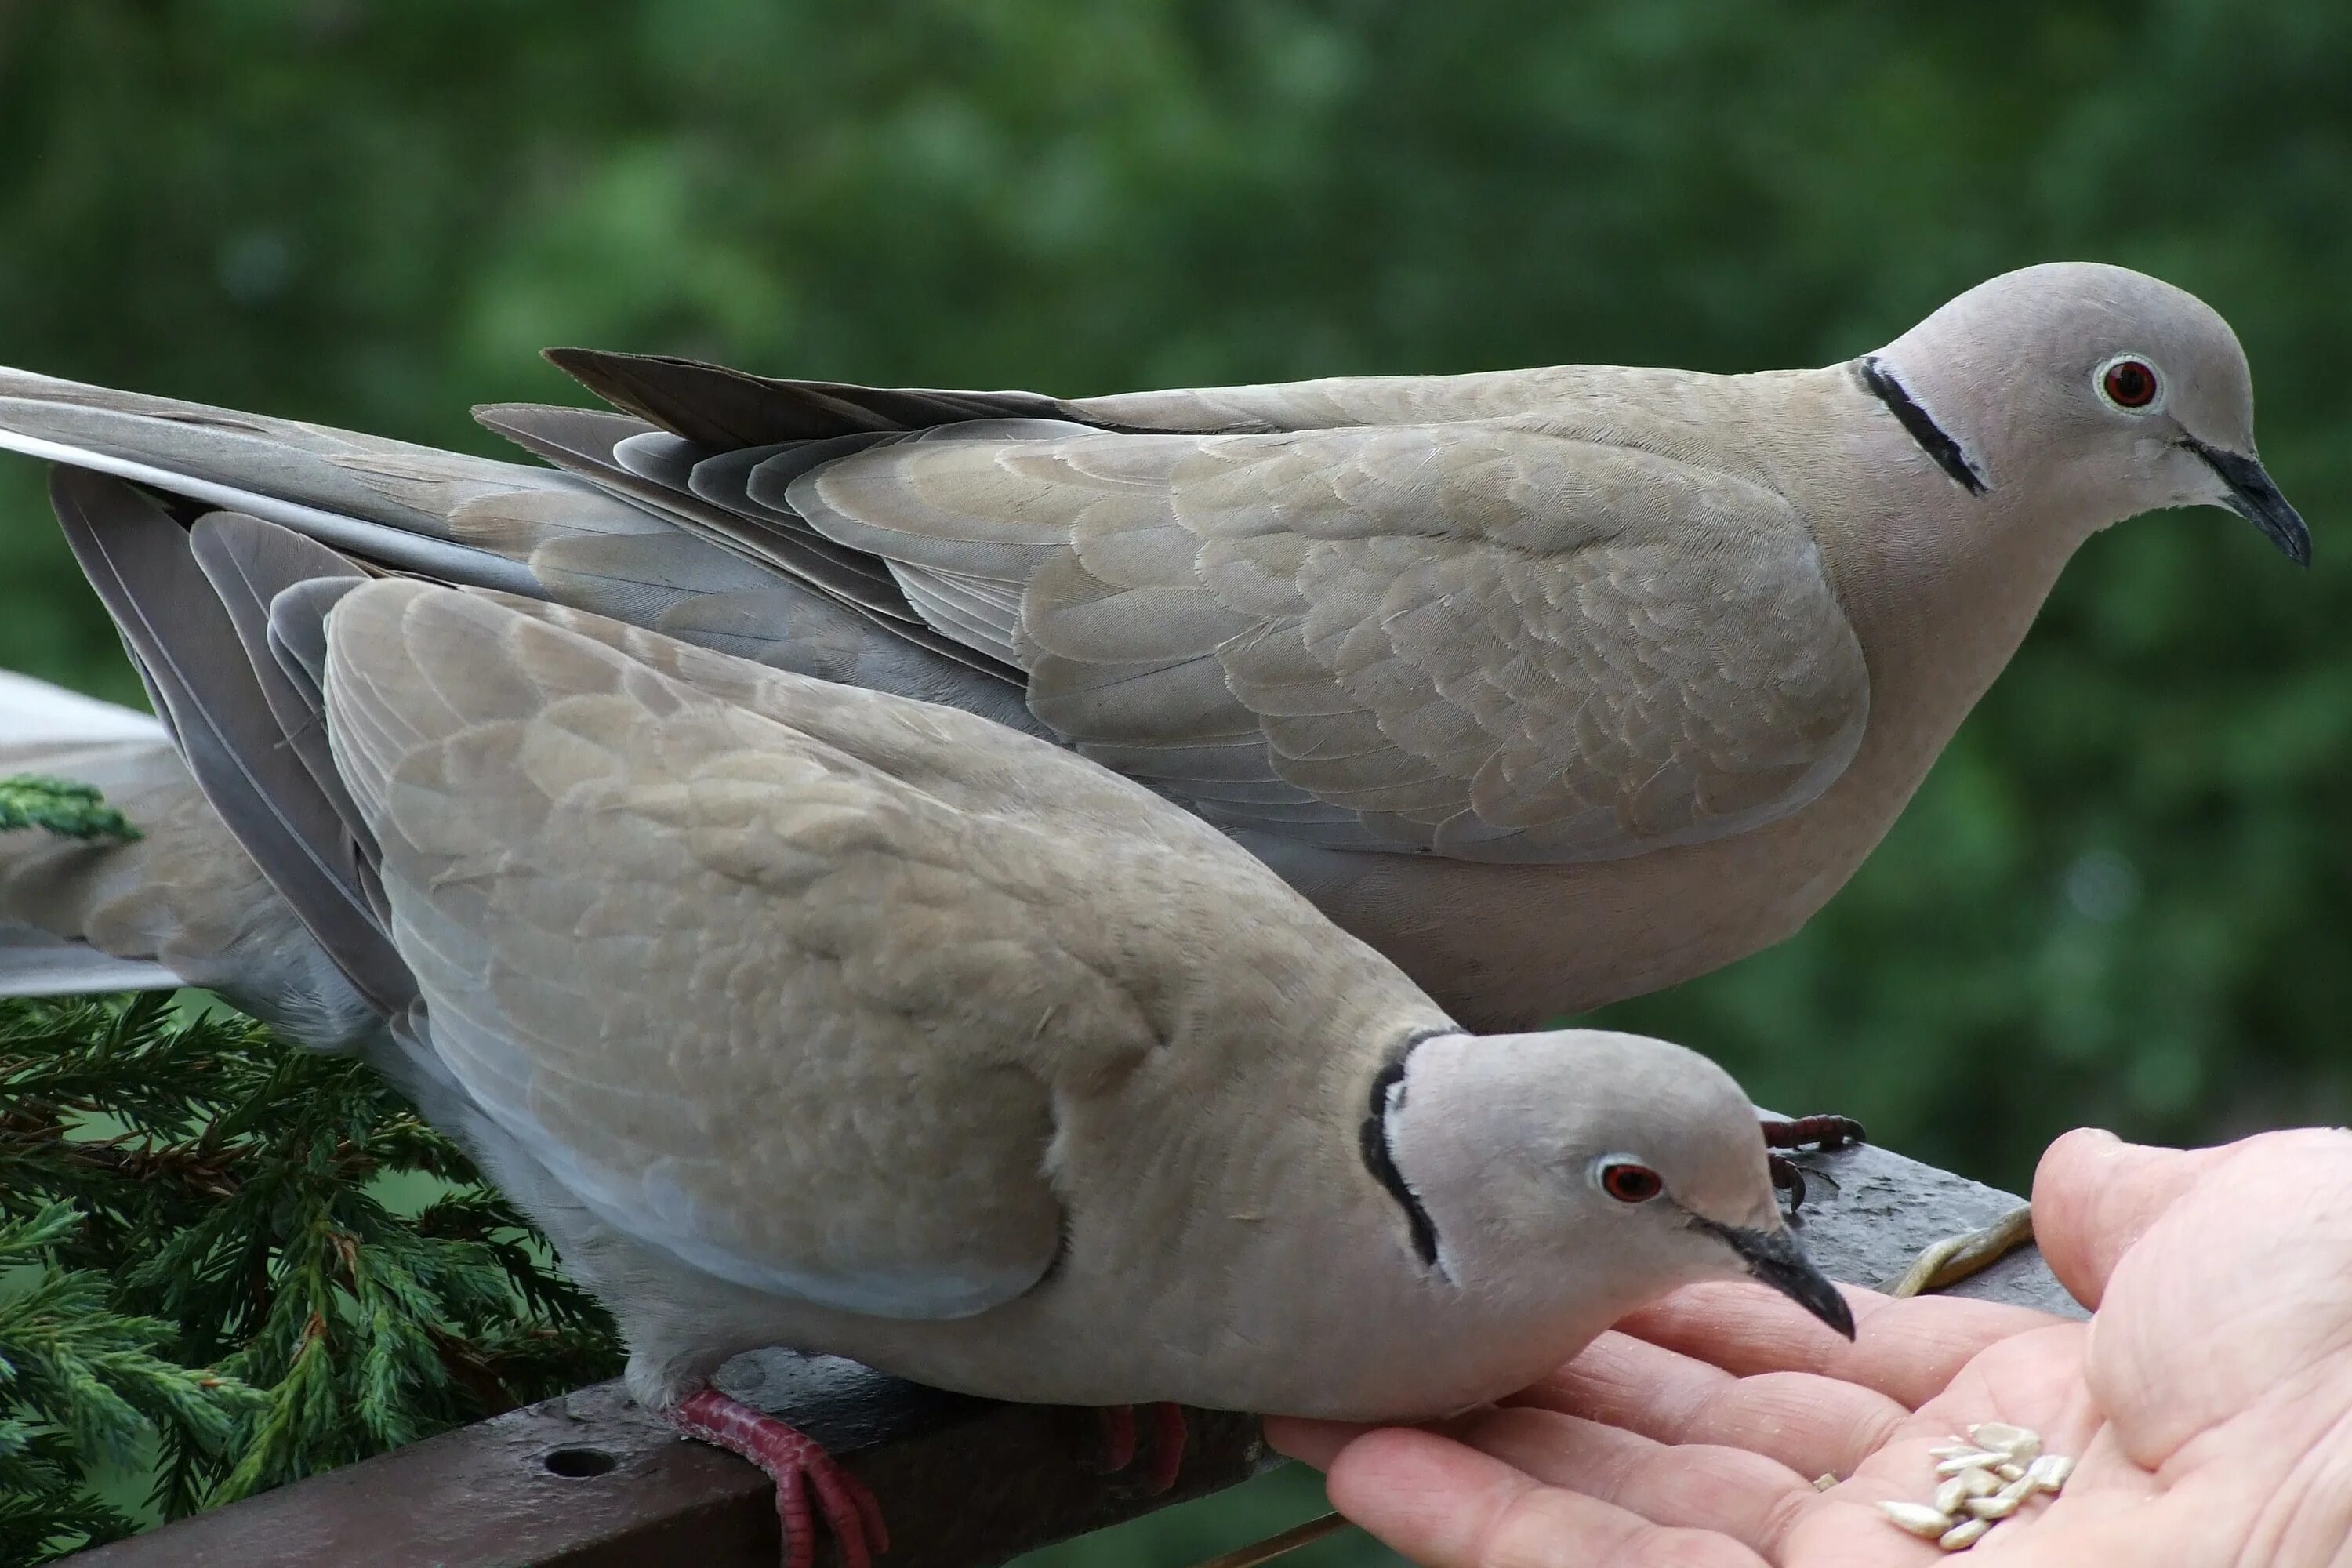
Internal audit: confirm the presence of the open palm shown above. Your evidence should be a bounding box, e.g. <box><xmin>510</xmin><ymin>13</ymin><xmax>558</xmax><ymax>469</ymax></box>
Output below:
<box><xmin>1270</xmin><ymin>1127</ymin><xmax>2352</xmax><ymax>1565</ymax></box>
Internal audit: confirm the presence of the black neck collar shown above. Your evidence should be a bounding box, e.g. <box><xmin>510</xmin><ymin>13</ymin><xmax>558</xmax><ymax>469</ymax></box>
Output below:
<box><xmin>1858</xmin><ymin>355</ymin><xmax>1987</xmax><ymax>495</ymax></box>
<box><xmin>1358</xmin><ymin>1028</ymin><xmax>1454</xmax><ymax>1278</ymax></box>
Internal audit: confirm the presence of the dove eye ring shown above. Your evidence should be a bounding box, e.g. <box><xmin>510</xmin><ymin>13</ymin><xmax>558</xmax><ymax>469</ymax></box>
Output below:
<box><xmin>2096</xmin><ymin>354</ymin><xmax>2164</xmax><ymax>414</ymax></box>
<box><xmin>1594</xmin><ymin>1159</ymin><xmax>1664</xmax><ymax>1204</ymax></box>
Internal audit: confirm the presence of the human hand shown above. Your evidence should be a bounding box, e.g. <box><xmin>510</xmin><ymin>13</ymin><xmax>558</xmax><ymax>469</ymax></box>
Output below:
<box><xmin>1269</xmin><ymin>1127</ymin><xmax>2352</xmax><ymax>1565</ymax></box>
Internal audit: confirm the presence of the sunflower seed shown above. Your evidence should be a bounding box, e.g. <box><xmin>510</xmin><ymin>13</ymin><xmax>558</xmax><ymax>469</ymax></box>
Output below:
<box><xmin>1970</xmin><ymin>1462</ymin><xmax>2049</xmax><ymax>1521</ymax></box>
<box><xmin>1878</xmin><ymin>1501</ymin><xmax>1957</xmax><ymax>1538</ymax></box>
<box><xmin>2027</xmin><ymin>1454</ymin><xmax>2074</xmax><ymax>1494</ymax></box>
<box><xmin>1900</xmin><ymin>1428</ymin><xmax>2074</xmax><ymax>1548</ymax></box>
<box><xmin>1966</xmin><ymin>1422</ymin><xmax>2042</xmax><ymax>1464</ymax></box>
<box><xmin>1813</xmin><ymin>1472</ymin><xmax>1838</xmax><ymax>1492</ymax></box>
<box><xmin>1934</xmin><ymin>1469</ymin><xmax>1999</xmax><ymax>1513</ymax></box>
<box><xmin>1940</xmin><ymin>1516</ymin><xmax>1993</xmax><ymax>1550</ymax></box>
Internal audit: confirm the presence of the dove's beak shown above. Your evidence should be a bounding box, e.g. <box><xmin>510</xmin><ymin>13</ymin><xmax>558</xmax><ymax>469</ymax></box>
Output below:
<box><xmin>1697</xmin><ymin>1220</ymin><xmax>1857</xmax><ymax>1339</ymax></box>
<box><xmin>2186</xmin><ymin>438</ymin><xmax>2312</xmax><ymax>567</ymax></box>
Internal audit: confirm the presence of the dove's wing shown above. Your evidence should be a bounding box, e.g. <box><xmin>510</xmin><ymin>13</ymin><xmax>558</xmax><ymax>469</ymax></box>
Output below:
<box><xmin>40</xmin><ymin>481</ymin><xmax>1173</xmax><ymax>1319</ymax></box>
<box><xmin>783</xmin><ymin>416</ymin><xmax>1871</xmax><ymax>861</ymax></box>
<box><xmin>318</xmin><ymin>577</ymin><xmax>1389</xmax><ymax>1319</ymax></box>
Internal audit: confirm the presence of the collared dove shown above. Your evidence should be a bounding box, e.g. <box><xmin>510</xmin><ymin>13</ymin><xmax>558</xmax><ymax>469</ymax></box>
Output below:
<box><xmin>44</xmin><ymin>471</ymin><xmax>1852</xmax><ymax>1568</ymax></box>
<box><xmin>0</xmin><ymin>262</ymin><xmax>2309</xmax><ymax>1029</ymax></box>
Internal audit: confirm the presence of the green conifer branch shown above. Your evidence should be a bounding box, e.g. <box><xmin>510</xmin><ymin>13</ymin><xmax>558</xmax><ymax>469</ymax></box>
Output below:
<box><xmin>0</xmin><ymin>995</ymin><xmax>622</xmax><ymax>1552</ymax></box>
<box><xmin>0</xmin><ymin>1203</ymin><xmax>257</xmax><ymax>1563</ymax></box>
<box><xmin>0</xmin><ymin>777</ymin><xmax>140</xmax><ymax>842</ymax></box>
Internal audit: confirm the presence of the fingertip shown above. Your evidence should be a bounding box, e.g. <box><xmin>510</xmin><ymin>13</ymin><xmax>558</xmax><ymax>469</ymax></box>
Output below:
<box><xmin>1262</xmin><ymin>1416</ymin><xmax>1365</xmax><ymax>1472</ymax></box>
<box><xmin>1326</xmin><ymin>1427</ymin><xmax>1539</xmax><ymax>1568</ymax></box>
<box><xmin>1323</xmin><ymin>1425</ymin><xmax>1469</xmax><ymax>1497</ymax></box>
<box><xmin>2033</xmin><ymin>1126</ymin><xmax>2125</xmax><ymax>1192</ymax></box>
<box><xmin>2033</xmin><ymin>1127</ymin><xmax>2207</xmax><ymax>1310</ymax></box>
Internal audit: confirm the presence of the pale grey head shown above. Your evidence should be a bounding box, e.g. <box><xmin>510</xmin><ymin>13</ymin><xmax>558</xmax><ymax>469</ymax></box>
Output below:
<box><xmin>1373</xmin><ymin>1029</ymin><xmax>1853</xmax><ymax>1337</ymax></box>
<box><xmin>1869</xmin><ymin>261</ymin><xmax>2310</xmax><ymax>564</ymax></box>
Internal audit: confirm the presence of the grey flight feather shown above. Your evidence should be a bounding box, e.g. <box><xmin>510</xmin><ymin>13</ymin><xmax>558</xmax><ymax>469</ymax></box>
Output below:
<box><xmin>48</xmin><ymin>470</ymin><xmax>413</xmax><ymax>1014</ymax></box>
<box><xmin>541</xmin><ymin>346</ymin><xmax>1087</xmax><ymax>447</ymax></box>
<box><xmin>187</xmin><ymin>513</ymin><xmax>371</xmax><ymax>840</ymax></box>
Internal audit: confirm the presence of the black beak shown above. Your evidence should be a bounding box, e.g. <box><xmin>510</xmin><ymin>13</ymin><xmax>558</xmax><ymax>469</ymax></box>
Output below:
<box><xmin>2184</xmin><ymin>438</ymin><xmax>2312</xmax><ymax>568</ymax></box>
<box><xmin>1695</xmin><ymin>1220</ymin><xmax>1855</xmax><ymax>1339</ymax></box>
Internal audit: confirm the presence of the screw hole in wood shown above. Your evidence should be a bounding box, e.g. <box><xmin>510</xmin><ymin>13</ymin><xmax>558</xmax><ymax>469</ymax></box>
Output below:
<box><xmin>542</xmin><ymin>1446</ymin><xmax>619</xmax><ymax>1479</ymax></box>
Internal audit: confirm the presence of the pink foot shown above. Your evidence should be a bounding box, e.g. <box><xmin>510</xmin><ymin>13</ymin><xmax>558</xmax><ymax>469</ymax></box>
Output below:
<box><xmin>670</xmin><ymin>1387</ymin><xmax>888</xmax><ymax>1568</ymax></box>
<box><xmin>1091</xmin><ymin>1402</ymin><xmax>1189</xmax><ymax>1494</ymax></box>
<box><xmin>1094</xmin><ymin>1403</ymin><xmax>1138</xmax><ymax>1474</ymax></box>
<box><xmin>1143</xmin><ymin>1401</ymin><xmax>1188</xmax><ymax>1494</ymax></box>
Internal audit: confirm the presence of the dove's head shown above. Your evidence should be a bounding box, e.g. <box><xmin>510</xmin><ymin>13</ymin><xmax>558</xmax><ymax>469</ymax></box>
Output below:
<box><xmin>1375</xmin><ymin>1029</ymin><xmax>1853</xmax><ymax>1338</ymax></box>
<box><xmin>1872</xmin><ymin>260</ymin><xmax>2309</xmax><ymax>564</ymax></box>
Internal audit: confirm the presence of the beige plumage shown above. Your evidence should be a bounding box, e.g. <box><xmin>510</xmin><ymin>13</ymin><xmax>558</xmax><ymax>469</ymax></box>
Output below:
<box><xmin>0</xmin><ymin>673</ymin><xmax>371</xmax><ymax>1037</ymax></box>
<box><xmin>42</xmin><ymin>482</ymin><xmax>1850</xmax><ymax>1568</ymax></box>
<box><xmin>0</xmin><ymin>262</ymin><xmax>2308</xmax><ymax>1025</ymax></box>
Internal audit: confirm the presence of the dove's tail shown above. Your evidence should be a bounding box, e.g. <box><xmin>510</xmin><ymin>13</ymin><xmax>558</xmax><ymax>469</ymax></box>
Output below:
<box><xmin>0</xmin><ymin>362</ymin><xmax>620</xmax><ymax>592</ymax></box>
<box><xmin>0</xmin><ymin>670</ymin><xmax>195</xmax><ymax>996</ymax></box>
<box><xmin>0</xmin><ymin>363</ymin><xmax>1040</xmax><ymax>727</ymax></box>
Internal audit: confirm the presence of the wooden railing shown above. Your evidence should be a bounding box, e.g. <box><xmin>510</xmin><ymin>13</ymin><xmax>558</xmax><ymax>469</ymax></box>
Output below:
<box><xmin>74</xmin><ymin>1130</ymin><xmax>2072</xmax><ymax>1567</ymax></box>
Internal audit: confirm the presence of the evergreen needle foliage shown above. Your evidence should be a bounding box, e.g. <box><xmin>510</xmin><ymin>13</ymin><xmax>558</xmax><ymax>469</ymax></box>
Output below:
<box><xmin>0</xmin><ymin>1202</ymin><xmax>249</xmax><ymax>1564</ymax></box>
<box><xmin>0</xmin><ymin>777</ymin><xmax>139</xmax><ymax>844</ymax></box>
<box><xmin>0</xmin><ymin>995</ymin><xmax>622</xmax><ymax>1559</ymax></box>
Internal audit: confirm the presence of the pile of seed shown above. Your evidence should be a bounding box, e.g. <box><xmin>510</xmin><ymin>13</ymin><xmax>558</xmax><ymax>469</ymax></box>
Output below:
<box><xmin>1876</xmin><ymin>1422</ymin><xmax>2073</xmax><ymax>1552</ymax></box>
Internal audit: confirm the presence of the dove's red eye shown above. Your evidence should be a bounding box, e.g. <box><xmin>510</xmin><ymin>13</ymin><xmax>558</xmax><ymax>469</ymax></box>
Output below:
<box><xmin>2101</xmin><ymin>358</ymin><xmax>2159</xmax><ymax>409</ymax></box>
<box><xmin>1599</xmin><ymin>1163</ymin><xmax>1664</xmax><ymax>1203</ymax></box>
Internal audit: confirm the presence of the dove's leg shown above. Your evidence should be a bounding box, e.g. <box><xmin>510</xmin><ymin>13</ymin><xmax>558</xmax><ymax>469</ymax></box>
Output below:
<box><xmin>1092</xmin><ymin>1402</ymin><xmax>1189</xmax><ymax>1493</ymax></box>
<box><xmin>1144</xmin><ymin>1402</ymin><xmax>1189</xmax><ymax>1494</ymax></box>
<box><xmin>1094</xmin><ymin>1404</ymin><xmax>1137</xmax><ymax>1472</ymax></box>
<box><xmin>670</xmin><ymin>1387</ymin><xmax>888</xmax><ymax>1568</ymax></box>
<box><xmin>1759</xmin><ymin>1113</ymin><xmax>1867</xmax><ymax>1214</ymax></box>
<box><xmin>1761</xmin><ymin>1112</ymin><xmax>1867</xmax><ymax>1151</ymax></box>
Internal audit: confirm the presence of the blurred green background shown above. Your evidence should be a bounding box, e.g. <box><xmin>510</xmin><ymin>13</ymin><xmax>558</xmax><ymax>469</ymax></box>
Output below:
<box><xmin>2</xmin><ymin>0</ymin><xmax>2347</xmax><ymax>1562</ymax></box>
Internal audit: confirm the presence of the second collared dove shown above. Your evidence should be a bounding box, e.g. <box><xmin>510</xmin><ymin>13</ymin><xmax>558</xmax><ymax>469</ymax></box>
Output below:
<box><xmin>0</xmin><ymin>262</ymin><xmax>2310</xmax><ymax>1028</ymax></box>
<box><xmin>45</xmin><ymin>471</ymin><xmax>1850</xmax><ymax>1568</ymax></box>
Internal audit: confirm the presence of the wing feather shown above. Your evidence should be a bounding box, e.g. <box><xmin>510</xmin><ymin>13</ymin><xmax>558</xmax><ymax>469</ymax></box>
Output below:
<box><xmin>322</xmin><ymin>583</ymin><xmax>1250</xmax><ymax>1319</ymax></box>
<box><xmin>790</xmin><ymin>416</ymin><xmax>1869</xmax><ymax>861</ymax></box>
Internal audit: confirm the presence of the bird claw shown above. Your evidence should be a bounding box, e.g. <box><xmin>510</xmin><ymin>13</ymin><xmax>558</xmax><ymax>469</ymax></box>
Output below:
<box><xmin>1761</xmin><ymin>1113</ymin><xmax>1867</xmax><ymax>1215</ymax></box>
<box><xmin>670</xmin><ymin>1386</ymin><xmax>889</xmax><ymax>1568</ymax></box>
<box><xmin>1768</xmin><ymin>1152</ymin><xmax>1809</xmax><ymax>1212</ymax></box>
